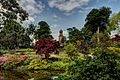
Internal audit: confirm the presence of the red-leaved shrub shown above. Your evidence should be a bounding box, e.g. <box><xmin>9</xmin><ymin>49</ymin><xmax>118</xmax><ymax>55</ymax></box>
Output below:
<box><xmin>34</xmin><ymin>37</ymin><xmax>60</xmax><ymax>58</ymax></box>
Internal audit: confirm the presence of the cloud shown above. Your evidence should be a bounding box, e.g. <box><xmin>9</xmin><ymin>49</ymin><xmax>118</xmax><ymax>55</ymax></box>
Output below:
<box><xmin>53</xmin><ymin>14</ymin><xmax>58</xmax><ymax>19</ymax></box>
<box><xmin>18</xmin><ymin>0</ymin><xmax>45</xmax><ymax>26</ymax></box>
<box><xmin>78</xmin><ymin>7</ymin><xmax>96</xmax><ymax>13</ymax></box>
<box><xmin>52</xmin><ymin>14</ymin><xmax>61</xmax><ymax>22</ymax></box>
<box><xmin>97</xmin><ymin>0</ymin><xmax>117</xmax><ymax>3</ymax></box>
<box><xmin>51</xmin><ymin>24</ymin><xmax>61</xmax><ymax>40</ymax></box>
<box><xmin>63</xmin><ymin>11</ymin><xmax>75</xmax><ymax>16</ymax></box>
<box><xmin>48</xmin><ymin>0</ymin><xmax>90</xmax><ymax>12</ymax></box>
<box><xmin>18</xmin><ymin>0</ymin><xmax>45</xmax><ymax>17</ymax></box>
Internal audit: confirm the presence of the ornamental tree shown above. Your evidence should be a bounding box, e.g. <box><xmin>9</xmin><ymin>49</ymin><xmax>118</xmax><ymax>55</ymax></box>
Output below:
<box><xmin>34</xmin><ymin>36</ymin><xmax>60</xmax><ymax>59</ymax></box>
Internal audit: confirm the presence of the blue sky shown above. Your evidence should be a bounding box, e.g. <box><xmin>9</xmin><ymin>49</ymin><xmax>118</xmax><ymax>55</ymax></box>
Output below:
<box><xmin>18</xmin><ymin>0</ymin><xmax>120</xmax><ymax>40</ymax></box>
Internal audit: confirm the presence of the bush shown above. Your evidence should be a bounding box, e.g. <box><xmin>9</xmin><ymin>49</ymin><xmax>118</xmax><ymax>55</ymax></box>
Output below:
<box><xmin>56</xmin><ymin>50</ymin><xmax>120</xmax><ymax>80</ymax></box>
<box><xmin>65</xmin><ymin>44</ymin><xmax>78</xmax><ymax>60</ymax></box>
<box><xmin>28</xmin><ymin>59</ymin><xmax>49</xmax><ymax>70</ymax></box>
<box><xmin>34</xmin><ymin>36</ymin><xmax>60</xmax><ymax>59</ymax></box>
<box><xmin>1</xmin><ymin>54</ymin><xmax>28</xmax><ymax>69</ymax></box>
<box><xmin>89</xmin><ymin>47</ymin><xmax>103</xmax><ymax>56</ymax></box>
<box><xmin>49</xmin><ymin>61</ymin><xmax>69</xmax><ymax>70</ymax></box>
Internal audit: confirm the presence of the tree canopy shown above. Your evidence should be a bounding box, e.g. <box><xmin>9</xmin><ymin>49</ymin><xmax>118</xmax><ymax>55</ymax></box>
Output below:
<box><xmin>83</xmin><ymin>7</ymin><xmax>112</xmax><ymax>43</ymax></box>
<box><xmin>0</xmin><ymin>0</ymin><xmax>28</xmax><ymax>21</ymax></box>
<box><xmin>35</xmin><ymin>21</ymin><xmax>52</xmax><ymax>39</ymax></box>
<box><xmin>84</xmin><ymin>7</ymin><xmax>112</xmax><ymax>34</ymax></box>
<box><xmin>0</xmin><ymin>19</ymin><xmax>31</xmax><ymax>49</ymax></box>
<box><xmin>67</xmin><ymin>27</ymin><xmax>83</xmax><ymax>43</ymax></box>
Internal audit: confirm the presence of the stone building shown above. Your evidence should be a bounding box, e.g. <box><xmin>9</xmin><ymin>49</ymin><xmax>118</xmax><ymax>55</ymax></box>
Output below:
<box><xmin>58</xmin><ymin>30</ymin><xmax>66</xmax><ymax>47</ymax></box>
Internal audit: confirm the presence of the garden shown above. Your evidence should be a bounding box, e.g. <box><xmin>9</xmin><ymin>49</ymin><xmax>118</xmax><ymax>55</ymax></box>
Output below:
<box><xmin>0</xmin><ymin>0</ymin><xmax>120</xmax><ymax>80</ymax></box>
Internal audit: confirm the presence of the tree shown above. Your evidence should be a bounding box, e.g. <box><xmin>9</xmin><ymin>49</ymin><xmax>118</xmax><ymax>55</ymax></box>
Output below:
<box><xmin>26</xmin><ymin>23</ymin><xmax>36</xmax><ymax>36</ymax></box>
<box><xmin>0</xmin><ymin>19</ymin><xmax>31</xmax><ymax>49</ymax></box>
<box><xmin>67</xmin><ymin>27</ymin><xmax>83</xmax><ymax>43</ymax></box>
<box><xmin>26</xmin><ymin>23</ymin><xmax>36</xmax><ymax>46</ymax></box>
<box><xmin>0</xmin><ymin>0</ymin><xmax>28</xmax><ymax>31</ymax></box>
<box><xmin>35</xmin><ymin>21</ymin><xmax>52</xmax><ymax>39</ymax></box>
<box><xmin>34</xmin><ymin>36</ymin><xmax>60</xmax><ymax>59</ymax></box>
<box><xmin>84</xmin><ymin>7</ymin><xmax>112</xmax><ymax>43</ymax></box>
<box><xmin>0</xmin><ymin>0</ymin><xmax>28</xmax><ymax>21</ymax></box>
<box><xmin>34</xmin><ymin>21</ymin><xmax>60</xmax><ymax>58</ymax></box>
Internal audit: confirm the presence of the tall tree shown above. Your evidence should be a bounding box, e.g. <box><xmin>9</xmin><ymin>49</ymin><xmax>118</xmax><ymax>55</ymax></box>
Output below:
<box><xmin>27</xmin><ymin>23</ymin><xmax>36</xmax><ymax>36</ymax></box>
<box><xmin>0</xmin><ymin>0</ymin><xmax>30</xmax><ymax>49</ymax></box>
<box><xmin>35</xmin><ymin>21</ymin><xmax>52</xmax><ymax>39</ymax></box>
<box><xmin>67</xmin><ymin>27</ymin><xmax>83</xmax><ymax>43</ymax></box>
<box><xmin>84</xmin><ymin>7</ymin><xmax>112</xmax><ymax>43</ymax></box>
<box><xmin>0</xmin><ymin>20</ymin><xmax>31</xmax><ymax>49</ymax></box>
<box><xmin>0</xmin><ymin>0</ymin><xmax>28</xmax><ymax>29</ymax></box>
<box><xmin>26</xmin><ymin>23</ymin><xmax>36</xmax><ymax>46</ymax></box>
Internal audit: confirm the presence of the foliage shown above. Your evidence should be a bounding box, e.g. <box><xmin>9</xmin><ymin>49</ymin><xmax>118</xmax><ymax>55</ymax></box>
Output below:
<box><xmin>91</xmin><ymin>32</ymin><xmax>111</xmax><ymax>47</ymax></box>
<box><xmin>84</xmin><ymin>7</ymin><xmax>112</xmax><ymax>34</ymax></box>
<box><xmin>107</xmin><ymin>47</ymin><xmax>120</xmax><ymax>52</ymax></box>
<box><xmin>26</xmin><ymin>23</ymin><xmax>36</xmax><ymax>35</ymax></box>
<box><xmin>57</xmin><ymin>50</ymin><xmax>120</xmax><ymax>80</ymax></box>
<box><xmin>67</xmin><ymin>27</ymin><xmax>83</xmax><ymax>43</ymax></box>
<box><xmin>34</xmin><ymin>36</ymin><xmax>60</xmax><ymax>58</ymax></box>
<box><xmin>0</xmin><ymin>20</ymin><xmax>31</xmax><ymax>49</ymax></box>
<box><xmin>77</xmin><ymin>40</ymin><xmax>90</xmax><ymax>55</ymax></box>
<box><xmin>83</xmin><ymin>7</ymin><xmax>112</xmax><ymax>43</ymax></box>
<box><xmin>111</xmin><ymin>41</ymin><xmax>120</xmax><ymax>48</ymax></box>
<box><xmin>89</xmin><ymin>47</ymin><xmax>103</xmax><ymax>57</ymax></box>
<box><xmin>28</xmin><ymin>59</ymin><xmax>49</xmax><ymax>70</ymax></box>
<box><xmin>65</xmin><ymin>43</ymin><xmax>78</xmax><ymax>60</ymax></box>
<box><xmin>0</xmin><ymin>0</ymin><xmax>30</xmax><ymax>49</ymax></box>
<box><xmin>35</xmin><ymin>21</ymin><xmax>52</xmax><ymax>39</ymax></box>
<box><xmin>108</xmin><ymin>12</ymin><xmax>120</xmax><ymax>33</ymax></box>
<box><xmin>0</xmin><ymin>0</ymin><xmax>28</xmax><ymax>21</ymax></box>
<box><xmin>49</xmin><ymin>61</ymin><xmax>69</xmax><ymax>70</ymax></box>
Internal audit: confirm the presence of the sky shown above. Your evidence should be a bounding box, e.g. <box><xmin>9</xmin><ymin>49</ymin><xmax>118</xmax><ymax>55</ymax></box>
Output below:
<box><xmin>18</xmin><ymin>0</ymin><xmax>120</xmax><ymax>40</ymax></box>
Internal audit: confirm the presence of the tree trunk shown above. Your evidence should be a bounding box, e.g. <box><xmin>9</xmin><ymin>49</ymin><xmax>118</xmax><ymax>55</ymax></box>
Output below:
<box><xmin>97</xmin><ymin>27</ymin><xmax>100</xmax><ymax>44</ymax></box>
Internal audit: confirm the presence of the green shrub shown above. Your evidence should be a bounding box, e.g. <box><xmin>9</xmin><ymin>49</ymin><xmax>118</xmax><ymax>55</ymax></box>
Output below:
<box><xmin>49</xmin><ymin>61</ymin><xmax>69</xmax><ymax>69</ymax></box>
<box><xmin>56</xmin><ymin>50</ymin><xmax>120</xmax><ymax>80</ymax></box>
<box><xmin>89</xmin><ymin>47</ymin><xmax>103</xmax><ymax>56</ymax></box>
<box><xmin>28</xmin><ymin>59</ymin><xmax>49</xmax><ymax>70</ymax></box>
<box><xmin>65</xmin><ymin>43</ymin><xmax>78</xmax><ymax>60</ymax></box>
